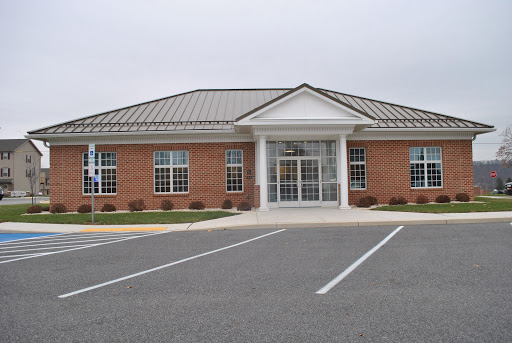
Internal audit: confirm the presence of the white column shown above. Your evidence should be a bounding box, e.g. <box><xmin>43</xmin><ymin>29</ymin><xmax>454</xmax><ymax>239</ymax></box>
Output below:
<box><xmin>338</xmin><ymin>134</ymin><xmax>350</xmax><ymax>209</ymax></box>
<box><xmin>258</xmin><ymin>136</ymin><xmax>270</xmax><ymax>211</ymax></box>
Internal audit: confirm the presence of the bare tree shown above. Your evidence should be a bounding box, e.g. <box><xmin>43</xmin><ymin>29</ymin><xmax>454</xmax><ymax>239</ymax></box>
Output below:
<box><xmin>496</xmin><ymin>124</ymin><xmax>512</xmax><ymax>167</ymax></box>
<box><xmin>26</xmin><ymin>160</ymin><xmax>40</xmax><ymax>205</ymax></box>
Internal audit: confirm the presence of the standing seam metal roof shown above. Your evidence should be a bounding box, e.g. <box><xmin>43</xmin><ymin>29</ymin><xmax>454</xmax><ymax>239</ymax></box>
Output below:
<box><xmin>27</xmin><ymin>85</ymin><xmax>493</xmax><ymax>134</ymax></box>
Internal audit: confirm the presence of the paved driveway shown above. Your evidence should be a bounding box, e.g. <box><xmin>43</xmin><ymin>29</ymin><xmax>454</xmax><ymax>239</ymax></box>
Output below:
<box><xmin>1</xmin><ymin>223</ymin><xmax>511</xmax><ymax>342</ymax></box>
<box><xmin>0</xmin><ymin>196</ymin><xmax>49</xmax><ymax>205</ymax></box>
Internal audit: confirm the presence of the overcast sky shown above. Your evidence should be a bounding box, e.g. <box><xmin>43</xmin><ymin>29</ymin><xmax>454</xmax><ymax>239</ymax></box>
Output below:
<box><xmin>1</xmin><ymin>0</ymin><xmax>510</xmax><ymax>168</ymax></box>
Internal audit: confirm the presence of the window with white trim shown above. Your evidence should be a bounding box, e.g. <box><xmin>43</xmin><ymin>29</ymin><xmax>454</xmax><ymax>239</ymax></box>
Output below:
<box><xmin>1</xmin><ymin>167</ymin><xmax>9</xmax><ymax>177</ymax></box>
<box><xmin>349</xmin><ymin>148</ymin><xmax>366</xmax><ymax>189</ymax></box>
<box><xmin>226</xmin><ymin>150</ymin><xmax>243</xmax><ymax>192</ymax></box>
<box><xmin>26</xmin><ymin>154</ymin><xmax>32</xmax><ymax>163</ymax></box>
<box><xmin>82</xmin><ymin>152</ymin><xmax>117</xmax><ymax>194</ymax></box>
<box><xmin>1</xmin><ymin>152</ymin><xmax>9</xmax><ymax>160</ymax></box>
<box><xmin>154</xmin><ymin>151</ymin><xmax>189</xmax><ymax>193</ymax></box>
<box><xmin>410</xmin><ymin>147</ymin><xmax>442</xmax><ymax>188</ymax></box>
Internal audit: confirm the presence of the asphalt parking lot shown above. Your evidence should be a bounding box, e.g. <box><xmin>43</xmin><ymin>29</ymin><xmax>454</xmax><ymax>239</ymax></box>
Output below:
<box><xmin>1</xmin><ymin>223</ymin><xmax>511</xmax><ymax>342</ymax></box>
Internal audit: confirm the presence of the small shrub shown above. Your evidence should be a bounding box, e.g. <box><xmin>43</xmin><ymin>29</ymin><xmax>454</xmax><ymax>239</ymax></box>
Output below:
<box><xmin>50</xmin><ymin>203</ymin><xmax>67</xmax><ymax>214</ymax></box>
<box><xmin>357</xmin><ymin>197</ymin><xmax>371</xmax><ymax>208</ymax></box>
<box><xmin>221</xmin><ymin>199</ymin><xmax>233</xmax><ymax>209</ymax></box>
<box><xmin>455</xmin><ymin>193</ymin><xmax>470</xmax><ymax>202</ymax></box>
<box><xmin>128</xmin><ymin>199</ymin><xmax>146</xmax><ymax>212</ymax></box>
<box><xmin>161</xmin><ymin>199</ymin><xmax>174</xmax><ymax>211</ymax></box>
<box><xmin>397</xmin><ymin>196</ymin><xmax>408</xmax><ymax>205</ymax></box>
<box><xmin>26</xmin><ymin>205</ymin><xmax>42</xmax><ymax>214</ymax></box>
<box><xmin>416</xmin><ymin>195</ymin><xmax>429</xmax><ymax>204</ymax></box>
<box><xmin>77</xmin><ymin>204</ymin><xmax>92</xmax><ymax>213</ymax></box>
<box><xmin>389</xmin><ymin>197</ymin><xmax>400</xmax><ymax>206</ymax></box>
<box><xmin>189</xmin><ymin>201</ymin><xmax>206</xmax><ymax>210</ymax></box>
<box><xmin>101</xmin><ymin>203</ymin><xmax>116</xmax><ymax>212</ymax></box>
<box><xmin>367</xmin><ymin>196</ymin><xmax>378</xmax><ymax>206</ymax></box>
<box><xmin>237</xmin><ymin>202</ymin><xmax>252</xmax><ymax>211</ymax></box>
<box><xmin>435</xmin><ymin>195</ymin><xmax>451</xmax><ymax>203</ymax></box>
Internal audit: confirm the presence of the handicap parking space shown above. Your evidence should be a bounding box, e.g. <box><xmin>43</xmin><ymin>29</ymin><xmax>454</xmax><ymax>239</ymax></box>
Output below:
<box><xmin>0</xmin><ymin>231</ymin><xmax>167</xmax><ymax>264</ymax></box>
<box><xmin>0</xmin><ymin>233</ymin><xmax>60</xmax><ymax>243</ymax></box>
<box><xmin>1</xmin><ymin>222</ymin><xmax>511</xmax><ymax>342</ymax></box>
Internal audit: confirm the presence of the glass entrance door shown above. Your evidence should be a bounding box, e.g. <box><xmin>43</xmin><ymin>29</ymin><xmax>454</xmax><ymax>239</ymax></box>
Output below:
<box><xmin>278</xmin><ymin>158</ymin><xmax>321</xmax><ymax>207</ymax></box>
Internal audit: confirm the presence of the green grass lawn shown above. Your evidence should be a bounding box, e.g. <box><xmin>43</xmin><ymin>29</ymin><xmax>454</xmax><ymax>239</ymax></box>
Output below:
<box><xmin>373</xmin><ymin>196</ymin><xmax>512</xmax><ymax>213</ymax></box>
<box><xmin>0</xmin><ymin>204</ymin><xmax>239</xmax><ymax>225</ymax></box>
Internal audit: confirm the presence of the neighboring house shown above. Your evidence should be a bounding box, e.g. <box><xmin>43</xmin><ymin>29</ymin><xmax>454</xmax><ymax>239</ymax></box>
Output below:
<box><xmin>26</xmin><ymin>83</ymin><xmax>494</xmax><ymax>211</ymax></box>
<box><xmin>0</xmin><ymin>139</ymin><xmax>43</xmax><ymax>196</ymax></box>
<box><xmin>40</xmin><ymin>168</ymin><xmax>50</xmax><ymax>195</ymax></box>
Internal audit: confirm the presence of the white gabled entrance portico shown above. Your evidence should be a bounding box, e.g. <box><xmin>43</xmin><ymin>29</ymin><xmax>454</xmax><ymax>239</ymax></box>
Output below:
<box><xmin>235</xmin><ymin>83</ymin><xmax>375</xmax><ymax>210</ymax></box>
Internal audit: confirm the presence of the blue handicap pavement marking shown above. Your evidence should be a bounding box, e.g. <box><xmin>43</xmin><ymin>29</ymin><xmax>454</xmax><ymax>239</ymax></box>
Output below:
<box><xmin>0</xmin><ymin>233</ymin><xmax>59</xmax><ymax>243</ymax></box>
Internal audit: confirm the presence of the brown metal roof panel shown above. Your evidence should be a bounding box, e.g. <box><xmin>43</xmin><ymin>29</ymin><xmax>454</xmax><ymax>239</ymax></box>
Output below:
<box><xmin>134</xmin><ymin>102</ymin><xmax>158</xmax><ymax>126</ymax></box>
<box><xmin>225</xmin><ymin>91</ymin><xmax>237</xmax><ymax>121</ymax></box>
<box><xmin>126</xmin><ymin>104</ymin><xmax>150</xmax><ymax>131</ymax></box>
<box><xmin>202</xmin><ymin>92</ymin><xmax>217</xmax><ymax>122</ymax></box>
<box><xmin>142</xmin><ymin>99</ymin><xmax>167</xmax><ymax>123</ymax></box>
<box><xmin>161</xmin><ymin>93</ymin><xmax>186</xmax><ymax>122</ymax></box>
<box><xmin>341</xmin><ymin>95</ymin><xmax>365</xmax><ymax>112</ymax></box>
<box><xmin>166</xmin><ymin>92</ymin><xmax>191</xmax><ymax>123</ymax></box>
<box><xmin>194</xmin><ymin>91</ymin><xmax>211</xmax><ymax>122</ymax></box>
<box><xmin>98</xmin><ymin>111</ymin><xmax>121</xmax><ymax>132</ymax></box>
<box><xmin>151</xmin><ymin>97</ymin><xmax>174</xmax><ymax>123</ymax></box>
<box><xmin>361</xmin><ymin>99</ymin><xmax>389</xmax><ymax>120</ymax></box>
<box><xmin>372</xmin><ymin>102</ymin><xmax>401</xmax><ymax>120</ymax></box>
<box><xmin>215</xmin><ymin>91</ymin><xmax>230</xmax><ymax>122</ymax></box>
<box><xmin>179</xmin><ymin>91</ymin><xmax>201</xmax><ymax>123</ymax></box>
<box><xmin>231</xmin><ymin>91</ymin><xmax>243</xmax><ymax>119</ymax></box>
<box><xmin>350</xmin><ymin>98</ymin><xmax>375</xmax><ymax>117</ymax></box>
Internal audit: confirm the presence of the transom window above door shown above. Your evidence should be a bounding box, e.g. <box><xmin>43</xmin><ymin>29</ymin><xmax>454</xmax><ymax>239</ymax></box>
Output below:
<box><xmin>277</xmin><ymin>141</ymin><xmax>320</xmax><ymax>157</ymax></box>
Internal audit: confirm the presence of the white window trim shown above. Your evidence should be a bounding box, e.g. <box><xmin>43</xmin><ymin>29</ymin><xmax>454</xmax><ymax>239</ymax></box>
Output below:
<box><xmin>349</xmin><ymin>148</ymin><xmax>366</xmax><ymax>190</ymax></box>
<box><xmin>226</xmin><ymin>150</ymin><xmax>244</xmax><ymax>193</ymax></box>
<box><xmin>154</xmin><ymin>151</ymin><xmax>189</xmax><ymax>194</ymax></box>
<box><xmin>1</xmin><ymin>167</ymin><xmax>9</xmax><ymax>177</ymax></box>
<box><xmin>82</xmin><ymin>152</ymin><xmax>117</xmax><ymax>195</ymax></box>
<box><xmin>410</xmin><ymin>147</ymin><xmax>443</xmax><ymax>189</ymax></box>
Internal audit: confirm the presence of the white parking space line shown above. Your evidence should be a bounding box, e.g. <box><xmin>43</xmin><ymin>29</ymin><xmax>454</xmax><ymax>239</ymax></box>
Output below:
<box><xmin>0</xmin><ymin>231</ymin><xmax>168</xmax><ymax>265</ymax></box>
<box><xmin>0</xmin><ymin>232</ymin><xmax>149</xmax><ymax>247</ymax></box>
<box><xmin>0</xmin><ymin>236</ymin><xmax>151</xmax><ymax>249</ymax></box>
<box><xmin>59</xmin><ymin>229</ymin><xmax>287</xmax><ymax>299</ymax></box>
<box><xmin>0</xmin><ymin>244</ymin><xmax>92</xmax><ymax>253</ymax></box>
<box><xmin>316</xmin><ymin>225</ymin><xmax>404</xmax><ymax>295</ymax></box>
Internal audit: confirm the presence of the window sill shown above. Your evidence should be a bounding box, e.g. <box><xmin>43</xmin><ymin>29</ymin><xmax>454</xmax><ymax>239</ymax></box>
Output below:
<box><xmin>153</xmin><ymin>193</ymin><xmax>190</xmax><ymax>197</ymax></box>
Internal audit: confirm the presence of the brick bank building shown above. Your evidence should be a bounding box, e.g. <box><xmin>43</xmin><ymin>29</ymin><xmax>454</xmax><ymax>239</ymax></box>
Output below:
<box><xmin>27</xmin><ymin>84</ymin><xmax>494</xmax><ymax>211</ymax></box>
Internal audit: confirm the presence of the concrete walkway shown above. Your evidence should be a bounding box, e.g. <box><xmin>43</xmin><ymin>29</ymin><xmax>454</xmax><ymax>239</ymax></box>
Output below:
<box><xmin>0</xmin><ymin>208</ymin><xmax>511</xmax><ymax>233</ymax></box>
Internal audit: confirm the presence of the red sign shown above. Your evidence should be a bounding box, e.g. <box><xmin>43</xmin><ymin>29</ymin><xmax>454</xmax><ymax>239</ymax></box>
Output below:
<box><xmin>490</xmin><ymin>171</ymin><xmax>497</xmax><ymax>178</ymax></box>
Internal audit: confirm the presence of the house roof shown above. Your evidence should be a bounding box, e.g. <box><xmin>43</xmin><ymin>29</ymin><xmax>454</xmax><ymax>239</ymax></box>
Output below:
<box><xmin>27</xmin><ymin>84</ymin><xmax>494</xmax><ymax>135</ymax></box>
<box><xmin>0</xmin><ymin>139</ymin><xmax>42</xmax><ymax>155</ymax></box>
<box><xmin>0</xmin><ymin>139</ymin><xmax>30</xmax><ymax>152</ymax></box>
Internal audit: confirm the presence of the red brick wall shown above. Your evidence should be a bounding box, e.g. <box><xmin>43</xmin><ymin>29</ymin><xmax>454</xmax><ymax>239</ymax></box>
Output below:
<box><xmin>50</xmin><ymin>139</ymin><xmax>474</xmax><ymax>210</ymax></box>
<box><xmin>50</xmin><ymin>142</ymin><xmax>257</xmax><ymax>211</ymax></box>
<box><xmin>347</xmin><ymin>140</ymin><xmax>474</xmax><ymax>204</ymax></box>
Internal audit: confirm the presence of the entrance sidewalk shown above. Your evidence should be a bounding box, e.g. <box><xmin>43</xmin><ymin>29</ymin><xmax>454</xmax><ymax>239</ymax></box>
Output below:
<box><xmin>0</xmin><ymin>208</ymin><xmax>511</xmax><ymax>233</ymax></box>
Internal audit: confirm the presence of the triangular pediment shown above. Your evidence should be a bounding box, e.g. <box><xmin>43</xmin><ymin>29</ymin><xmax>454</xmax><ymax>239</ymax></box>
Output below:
<box><xmin>236</xmin><ymin>84</ymin><xmax>375</xmax><ymax>126</ymax></box>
